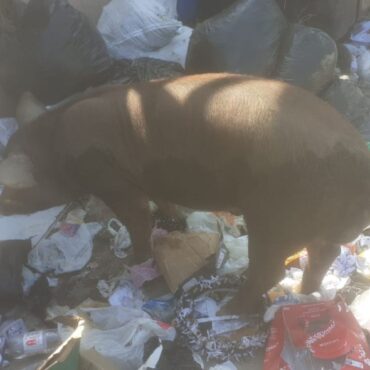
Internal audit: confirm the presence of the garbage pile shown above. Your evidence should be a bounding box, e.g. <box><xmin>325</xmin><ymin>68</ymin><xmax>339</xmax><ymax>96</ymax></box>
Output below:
<box><xmin>0</xmin><ymin>194</ymin><xmax>370</xmax><ymax>369</ymax></box>
<box><xmin>0</xmin><ymin>0</ymin><xmax>369</xmax><ymax>369</ymax></box>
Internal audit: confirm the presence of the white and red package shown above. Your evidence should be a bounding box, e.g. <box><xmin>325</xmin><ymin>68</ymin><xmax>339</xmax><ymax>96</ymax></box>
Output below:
<box><xmin>264</xmin><ymin>299</ymin><xmax>370</xmax><ymax>370</ymax></box>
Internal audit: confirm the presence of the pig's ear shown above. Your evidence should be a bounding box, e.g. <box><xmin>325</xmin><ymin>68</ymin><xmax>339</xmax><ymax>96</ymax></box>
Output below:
<box><xmin>16</xmin><ymin>92</ymin><xmax>46</xmax><ymax>126</ymax></box>
<box><xmin>0</xmin><ymin>153</ymin><xmax>37</xmax><ymax>188</ymax></box>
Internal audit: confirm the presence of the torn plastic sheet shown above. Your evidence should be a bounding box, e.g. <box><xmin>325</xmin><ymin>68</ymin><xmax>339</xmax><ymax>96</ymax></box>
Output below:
<box><xmin>0</xmin><ymin>206</ymin><xmax>64</xmax><ymax>244</ymax></box>
<box><xmin>27</xmin><ymin>222</ymin><xmax>102</xmax><ymax>275</ymax></box>
<box><xmin>175</xmin><ymin>275</ymin><xmax>266</xmax><ymax>362</ymax></box>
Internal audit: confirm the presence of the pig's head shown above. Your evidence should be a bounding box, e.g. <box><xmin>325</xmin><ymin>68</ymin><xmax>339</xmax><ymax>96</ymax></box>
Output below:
<box><xmin>0</xmin><ymin>98</ymin><xmax>75</xmax><ymax>215</ymax></box>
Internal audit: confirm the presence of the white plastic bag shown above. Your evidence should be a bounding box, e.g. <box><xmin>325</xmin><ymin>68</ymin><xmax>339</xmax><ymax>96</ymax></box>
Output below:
<box><xmin>219</xmin><ymin>235</ymin><xmax>249</xmax><ymax>275</ymax></box>
<box><xmin>350</xmin><ymin>288</ymin><xmax>370</xmax><ymax>332</ymax></box>
<box><xmin>143</xmin><ymin>26</ymin><xmax>193</xmax><ymax>68</ymax></box>
<box><xmin>81</xmin><ymin>306</ymin><xmax>176</xmax><ymax>370</ymax></box>
<box><xmin>186</xmin><ymin>211</ymin><xmax>220</xmax><ymax>234</ymax></box>
<box><xmin>97</xmin><ymin>0</ymin><xmax>181</xmax><ymax>60</ymax></box>
<box><xmin>27</xmin><ymin>222</ymin><xmax>102</xmax><ymax>274</ymax></box>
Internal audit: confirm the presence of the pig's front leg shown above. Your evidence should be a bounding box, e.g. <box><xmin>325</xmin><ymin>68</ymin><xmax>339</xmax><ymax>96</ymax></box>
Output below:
<box><xmin>68</xmin><ymin>149</ymin><xmax>153</xmax><ymax>262</ymax></box>
<box><xmin>98</xmin><ymin>187</ymin><xmax>152</xmax><ymax>262</ymax></box>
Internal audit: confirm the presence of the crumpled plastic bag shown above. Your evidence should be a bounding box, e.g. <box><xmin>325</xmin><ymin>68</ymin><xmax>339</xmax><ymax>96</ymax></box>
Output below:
<box><xmin>97</xmin><ymin>0</ymin><xmax>181</xmax><ymax>60</ymax></box>
<box><xmin>218</xmin><ymin>235</ymin><xmax>249</xmax><ymax>275</ymax></box>
<box><xmin>27</xmin><ymin>222</ymin><xmax>102</xmax><ymax>275</ymax></box>
<box><xmin>80</xmin><ymin>306</ymin><xmax>176</xmax><ymax>370</ymax></box>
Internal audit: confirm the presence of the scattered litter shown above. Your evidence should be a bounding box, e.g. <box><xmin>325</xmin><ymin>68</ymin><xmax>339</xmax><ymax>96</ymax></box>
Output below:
<box><xmin>108</xmin><ymin>280</ymin><xmax>144</xmax><ymax>309</ymax></box>
<box><xmin>264</xmin><ymin>299</ymin><xmax>370</xmax><ymax>370</ymax></box>
<box><xmin>350</xmin><ymin>288</ymin><xmax>370</xmax><ymax>333</ymax></box>
<box><xmin>97</xmin><ymin>279</ymin><xmax>117</xmax><ymax>299</ymax></box>
<box><xmin>175</xmin><ymin>275</ymin><xmax>266</xmax><ymax>362</ymax></box>
<box><xmin>107</xmin><ymin>218</ymin><xmax>132</xmax><ymax>259</ymax></box>
<box><xmin>27</xmin><ymin>222</ymin><xmax>102</xmax><ymax>275</ymax></box>
<box><xmin>130</xmin><ymin>258</ymin><xmax>161</xmax><ymax>288</ymax></box>
<box><xmin>153</xmin><ymin>231</ymin><xmax>220</xmax><ymax>293</ymax></box>
<box><xmin>142</xmin><ymin>295</ymin><xmax>176</xmax><ymax>323</ymax></box>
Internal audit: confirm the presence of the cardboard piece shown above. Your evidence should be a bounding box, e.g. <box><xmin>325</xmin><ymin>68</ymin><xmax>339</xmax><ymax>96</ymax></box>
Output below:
<box><xmin>153</xmin><ymin>231</ymin><xmax>220</xmax><ymax>292</ymax></box>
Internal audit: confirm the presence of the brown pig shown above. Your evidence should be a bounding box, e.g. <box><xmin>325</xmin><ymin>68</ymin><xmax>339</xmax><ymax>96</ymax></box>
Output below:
<box><xmin>1</xmin><ymin>74</ymin><xmax>370</xmax><ymax>312</ymax></box>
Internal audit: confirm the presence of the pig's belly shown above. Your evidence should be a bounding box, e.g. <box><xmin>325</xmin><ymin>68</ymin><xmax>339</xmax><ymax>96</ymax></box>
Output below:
<box><xmin>140</xmin><ymin>158</ymin><xmax>242</xmax><ymax>211</ymax></box>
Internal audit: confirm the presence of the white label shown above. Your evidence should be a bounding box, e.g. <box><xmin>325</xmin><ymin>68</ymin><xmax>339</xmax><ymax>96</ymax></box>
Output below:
<box><xmin>23</xmin><ymin>332</ymin><xmax>45</xmax><ymax>354</ymax></box>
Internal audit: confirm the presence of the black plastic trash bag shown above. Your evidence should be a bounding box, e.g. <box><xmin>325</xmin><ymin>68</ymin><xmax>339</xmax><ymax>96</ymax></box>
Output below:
<box><xmin>185</xmin><ymin>0</ymin><xmax>288</xmax><ymax>76</ymax></box>
<box><xmin>19</xmin><ymin>0</ymin><xmax>113</xmax><ymax>104</ymax></box>
<box><xmin>276</xmin><ymin>24</ymin><xmax>337</xmax><ymax>94</ymax></box>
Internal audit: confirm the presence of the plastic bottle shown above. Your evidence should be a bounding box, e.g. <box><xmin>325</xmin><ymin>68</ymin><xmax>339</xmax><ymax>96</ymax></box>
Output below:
<box><xmin>5</xmin><ymin>329</ymin><xmax>61</xmax><ymax>359</ymax></box>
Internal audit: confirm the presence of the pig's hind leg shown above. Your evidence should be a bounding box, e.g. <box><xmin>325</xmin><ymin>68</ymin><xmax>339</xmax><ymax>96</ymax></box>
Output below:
<box><xmin>301</xmin><ymin>243</ymin><xmax>339</xmax><ymax>294</ymax></box>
